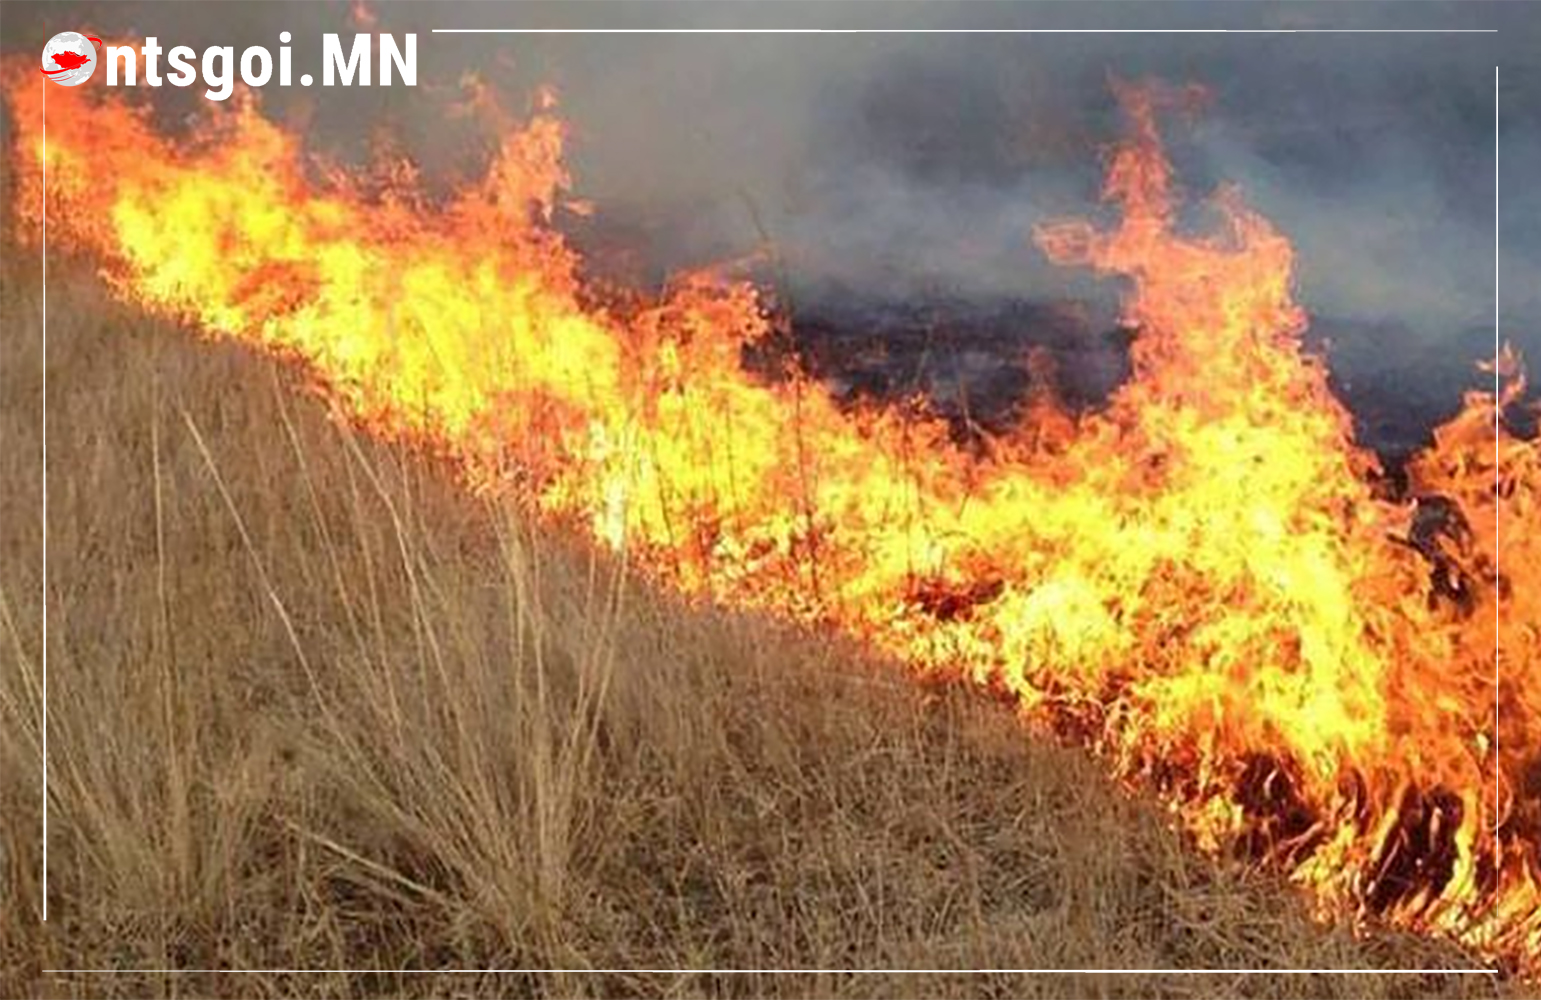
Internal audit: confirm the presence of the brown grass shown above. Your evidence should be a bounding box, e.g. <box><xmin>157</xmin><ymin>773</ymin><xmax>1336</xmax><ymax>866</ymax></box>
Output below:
<box><xmin>0</xmin><ymin>255</ymin><xmax>1521</xmax><ymax>998</ymax></box>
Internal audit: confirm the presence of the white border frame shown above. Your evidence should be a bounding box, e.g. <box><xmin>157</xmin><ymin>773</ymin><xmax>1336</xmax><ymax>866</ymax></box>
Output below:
<box><xmin>34</xmin><ymin>21</ymin><xmax>1508</xmax><ymax>983</ymax></box>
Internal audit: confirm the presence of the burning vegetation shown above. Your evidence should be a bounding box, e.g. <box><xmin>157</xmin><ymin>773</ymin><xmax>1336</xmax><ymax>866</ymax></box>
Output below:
<box><xmin>4</xmin><ymin>63</ymin><xmax>1537</xmax><ymax>976</ymax></box>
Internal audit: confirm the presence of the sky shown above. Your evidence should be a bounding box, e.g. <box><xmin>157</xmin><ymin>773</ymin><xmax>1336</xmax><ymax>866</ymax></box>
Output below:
<box><xmin>3</xmin><ymin>1</ymin><xmax>1536</xmax><ymax>373</ymax></box>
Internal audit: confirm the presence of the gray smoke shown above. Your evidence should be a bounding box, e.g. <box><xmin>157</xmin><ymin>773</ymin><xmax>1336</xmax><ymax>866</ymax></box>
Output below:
<box><xmin>4</xmin><ymin>0</ymin><xmax>1537</xmax><ymax>395</ymax></box>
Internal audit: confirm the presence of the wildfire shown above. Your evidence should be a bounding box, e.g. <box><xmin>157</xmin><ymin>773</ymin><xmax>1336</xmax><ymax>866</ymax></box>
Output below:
<box><xmin>5</xmin><ymin>66</ymin><xmax>1537</xmax><ymax>972</ymax></box>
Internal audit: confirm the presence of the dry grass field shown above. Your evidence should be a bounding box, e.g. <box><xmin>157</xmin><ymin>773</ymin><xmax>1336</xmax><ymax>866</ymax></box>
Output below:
<box><xmin>0</xmin><ymin>252</ymin><xmax>1520</xmax><ymax>997</ymax></box>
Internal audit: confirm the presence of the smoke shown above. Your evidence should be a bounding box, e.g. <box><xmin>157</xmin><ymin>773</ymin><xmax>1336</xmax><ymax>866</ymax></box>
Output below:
<box><xmin>3</xmin><ymin>0</ymin><xmax>1536</xmax><ymax>362</ymax></box>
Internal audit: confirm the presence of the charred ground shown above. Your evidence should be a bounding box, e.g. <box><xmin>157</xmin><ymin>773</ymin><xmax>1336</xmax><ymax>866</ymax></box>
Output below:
<box><xmin>0</xmin><ymin>252</ymin><xmax>1522</xmax><ymax>999</ymax></box>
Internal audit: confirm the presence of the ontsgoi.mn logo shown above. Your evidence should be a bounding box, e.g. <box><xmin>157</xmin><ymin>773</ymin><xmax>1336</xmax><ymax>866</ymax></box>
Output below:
<box><xmin>41</xmin><ymin>31</ymin><xmax>103</xmax><ymax>86</ymax></box>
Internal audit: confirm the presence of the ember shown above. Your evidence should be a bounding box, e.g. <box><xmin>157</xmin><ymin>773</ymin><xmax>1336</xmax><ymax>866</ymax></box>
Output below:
<box><xmin>41</xmin><ymin>50</ymin><xmax>90</xmax><ymax>74</ymax></box>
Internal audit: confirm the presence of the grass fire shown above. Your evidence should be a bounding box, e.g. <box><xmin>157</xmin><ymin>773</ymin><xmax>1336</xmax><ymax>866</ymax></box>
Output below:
<box><xmin>0</xmin><ymin>28</ymin><xmax>1537</xmax><ymax>998</ymax></box>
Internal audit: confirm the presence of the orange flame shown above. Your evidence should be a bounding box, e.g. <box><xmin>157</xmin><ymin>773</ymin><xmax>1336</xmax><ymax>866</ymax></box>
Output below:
<box><xmin>5</xmin><ymin>67</ymin><xmax>1536</xmax><ymax>972</ymax></box>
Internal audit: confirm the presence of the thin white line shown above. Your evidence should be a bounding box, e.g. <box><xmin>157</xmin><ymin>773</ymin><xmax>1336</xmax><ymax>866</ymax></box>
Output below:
<box><xmin>431</xmin><ymin>28</ymin><xmax>1496</xmax><ymax>34</ymax></box>
<box><xmin>42</xmin><ymin>969</ymin><xmax>1498</xmax><ymax>976</ymax></box>
<box><xmin>41</xmin><ymin>75</ymin><xmax>49</xmax><ymax>925</ymax></box>
<box><xmin>33</xmin><ymin>25</ymin><xmax>1503</xmax><ymax>983</ymax></box>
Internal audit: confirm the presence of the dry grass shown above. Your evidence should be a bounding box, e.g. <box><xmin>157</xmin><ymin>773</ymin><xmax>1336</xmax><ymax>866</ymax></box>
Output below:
<box><xmin>0</xmin><ymin>255</ymin><xmax>1520</xmax><ymax>998</ymax></box>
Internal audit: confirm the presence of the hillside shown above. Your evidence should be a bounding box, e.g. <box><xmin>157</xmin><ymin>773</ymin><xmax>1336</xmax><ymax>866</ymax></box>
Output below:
<box><xmin>0</xmin><ymin>258</ymin><xmax>1512</xmax><ymax>998</ymax></box>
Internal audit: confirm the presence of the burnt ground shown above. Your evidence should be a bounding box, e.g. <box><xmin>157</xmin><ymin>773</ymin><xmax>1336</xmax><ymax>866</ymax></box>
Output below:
<box><xmin>562</xmin><ymin>208</ymin><xmax>1536</xmax><ymax>463</ymax></box>
<box><xmin>776</xmin><ymin>291</ymin><xmax>1537</xmax><ymax>468</ymax></box>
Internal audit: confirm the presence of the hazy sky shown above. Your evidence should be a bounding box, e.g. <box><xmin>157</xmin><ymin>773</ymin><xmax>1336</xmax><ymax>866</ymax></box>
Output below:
<box><xmin>3</xmin><ymin>1</ymin><xmax>1536</xmax><ymax>360</ymax></box>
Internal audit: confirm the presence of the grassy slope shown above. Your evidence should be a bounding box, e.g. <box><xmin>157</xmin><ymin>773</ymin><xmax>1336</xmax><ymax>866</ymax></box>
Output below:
<box><xmin>0</xmin><ymin>257</ymin><xmax>1513</xmax><ymax>998</ymax></box>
